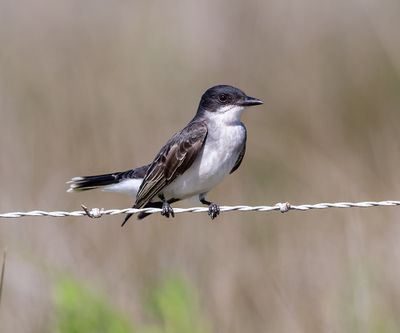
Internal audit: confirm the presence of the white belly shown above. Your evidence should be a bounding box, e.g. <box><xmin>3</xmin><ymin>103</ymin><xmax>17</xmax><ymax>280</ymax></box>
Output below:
<box><xmin>103</xmin><ymin>178</ymin><xmax>142</xmax><ymax>197</ymax></box>
<box><xmin>163</xmin><ymin>123</ymin><xmax>246</xmax><ymax>200</ymax></box>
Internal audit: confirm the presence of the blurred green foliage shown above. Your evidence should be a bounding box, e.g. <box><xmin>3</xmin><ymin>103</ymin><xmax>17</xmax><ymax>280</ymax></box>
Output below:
<box><xmin>53</xmin><ymin>276</ymin><xmax>210</xmax><ymax>333</ymax></box>
<box><xmin>54</xmin><ymin>277</ymin><xmax>134</xmax><ymax>333</ymax></box>
<box><xmin>146</xmin><ymin>277</ymin><xmax>210</xmax><ymax>333</ymax></box>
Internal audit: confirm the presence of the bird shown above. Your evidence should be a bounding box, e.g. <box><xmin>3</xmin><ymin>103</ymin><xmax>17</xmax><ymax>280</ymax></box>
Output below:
<box><xmin>67</xmin><ymin>85</ymin><xmax>263</xmax><ymax>225</ymax></box>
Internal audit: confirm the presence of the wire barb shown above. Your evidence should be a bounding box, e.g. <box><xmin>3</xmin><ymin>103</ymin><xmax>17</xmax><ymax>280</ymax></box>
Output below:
<box><xmin>81</xmin><ymin>204</ymin><xmax>103</xmax><ymax>218</ymax></box>
<box><xmin>0</xmin><ymin>200</ymin><xmax>399</xmax><ymax>219</ymax></box>
<box><xmin>277</xmin><ymin>202</ymin><xmax>291</xmax><ymax>213</ymax></box>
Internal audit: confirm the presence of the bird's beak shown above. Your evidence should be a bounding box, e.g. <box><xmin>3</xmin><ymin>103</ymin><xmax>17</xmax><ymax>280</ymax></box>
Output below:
<box><xmin>239</xmin><ymin>96</ymin><xmax>263</xmax><ymax>106</ymax></box>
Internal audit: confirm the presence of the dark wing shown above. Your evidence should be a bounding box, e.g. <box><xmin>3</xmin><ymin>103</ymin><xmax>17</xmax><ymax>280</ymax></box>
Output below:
<box><xmin>116</xmin><ymin>164</ymin><xmax>150</xmax><ymax>180</ymax></box>
<box><xmin>230</xmin><ymin>127</ymin><xmax>247</xmax><ymax>174</ymax></box>
<box><xmin>134</xmin><ymin>120</ymin><xmax>208</xmax><ymax>208</ymax></box>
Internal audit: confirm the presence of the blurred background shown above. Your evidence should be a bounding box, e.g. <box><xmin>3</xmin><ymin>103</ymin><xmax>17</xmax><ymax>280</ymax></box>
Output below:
<box><xmin>1</xmin><ymin>0</ymin><xmax>400</xmax><ymax>332</ymax></box>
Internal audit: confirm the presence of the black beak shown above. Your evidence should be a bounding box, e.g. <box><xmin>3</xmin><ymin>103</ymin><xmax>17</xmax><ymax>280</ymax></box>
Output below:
<box><xmin>239</xmin><ymin>96</ymin><xmax>263</xmax><ymax>106</ymax></box>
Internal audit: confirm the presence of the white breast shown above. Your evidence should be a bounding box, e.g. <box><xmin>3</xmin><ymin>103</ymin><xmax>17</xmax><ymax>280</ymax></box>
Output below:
<box><xmin>163</xmin><ymin>109</ymin><xmax>246</xmax><ymax>200</ymax></box>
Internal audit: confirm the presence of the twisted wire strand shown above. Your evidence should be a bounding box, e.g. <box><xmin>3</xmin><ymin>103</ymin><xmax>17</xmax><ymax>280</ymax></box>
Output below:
<box><xmin>0</xmin><ymin>200</ymin><xmax>399</xmax><ymax>219</ymax></box>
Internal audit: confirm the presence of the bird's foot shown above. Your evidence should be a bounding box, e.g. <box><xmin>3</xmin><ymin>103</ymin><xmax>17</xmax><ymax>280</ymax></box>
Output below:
<box><xmin>161</xmin><ymin>201</ymin><xmax>175</xmax><ymax>218</ymax></box>
<box><xmin>208</xmin><ymin>203</ymin><xmax>220</xmax><ymax>220</ymax></box>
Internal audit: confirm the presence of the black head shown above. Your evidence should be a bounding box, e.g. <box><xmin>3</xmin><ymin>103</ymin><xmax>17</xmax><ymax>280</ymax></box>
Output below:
<box><xmin>198</xmin><ymin>85</ymin><xmax>263</xmax><ymax>112</ymax></box>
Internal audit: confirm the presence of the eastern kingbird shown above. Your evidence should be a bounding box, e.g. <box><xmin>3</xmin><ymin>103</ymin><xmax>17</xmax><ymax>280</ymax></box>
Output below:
<box><xmin>67</xmin><ymin>85</ymin><xmax>263</xmax><ymax>225</ymax></box>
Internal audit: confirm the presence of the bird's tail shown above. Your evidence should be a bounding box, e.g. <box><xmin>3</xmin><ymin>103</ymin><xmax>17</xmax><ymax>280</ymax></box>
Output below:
<box><xmin>67</xmin><ymin>173</ymin><xmax>119</xmax><ymax>192</ymax></box>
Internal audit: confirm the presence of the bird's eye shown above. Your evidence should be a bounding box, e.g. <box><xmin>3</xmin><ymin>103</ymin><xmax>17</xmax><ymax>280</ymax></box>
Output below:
<box><xmin>218</xmin><ymin>94</ymin><xmax>228</xmax><ymax>103</ymax></box>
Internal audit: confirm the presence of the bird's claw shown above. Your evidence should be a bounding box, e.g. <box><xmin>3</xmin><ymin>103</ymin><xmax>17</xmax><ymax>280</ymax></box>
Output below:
<box><xmin>161</xmin><ymin>202</ymin><xmax>175</xmax><ymax>218</ymax></box>
<box><xmin>208</xmin><ymin>203</ymin><xmax>220</xmax><ymax>220</ymax></box>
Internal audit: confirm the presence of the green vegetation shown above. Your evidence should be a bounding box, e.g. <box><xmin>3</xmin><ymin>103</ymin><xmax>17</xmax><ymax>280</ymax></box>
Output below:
<box><xmin>53</xmin><ymin>276</ymin><xmax>210</xmax><ymax>333</ymax></box>
<box><xmin>54</xmin><ymin>277</ymin><xmax>133</xmax><ymax>333</ymax></box>
<box><xmin>146</xmin><ymin>277</ymin><xmax>209</xmax><ymax>333</ymax></box>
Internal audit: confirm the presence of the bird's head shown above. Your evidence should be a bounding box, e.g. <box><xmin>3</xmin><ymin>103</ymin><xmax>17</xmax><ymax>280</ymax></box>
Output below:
<box><xmin>198</xmin><ymin>85</ymin><xmax>263</xmax><ymax>122</ymax></box>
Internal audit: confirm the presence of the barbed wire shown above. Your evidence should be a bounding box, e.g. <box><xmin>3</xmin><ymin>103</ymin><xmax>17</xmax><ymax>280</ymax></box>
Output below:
<box><xmin>0</xmin><ymin>200</ymin><xmax>399</xmax><ymax>219</ymax></box>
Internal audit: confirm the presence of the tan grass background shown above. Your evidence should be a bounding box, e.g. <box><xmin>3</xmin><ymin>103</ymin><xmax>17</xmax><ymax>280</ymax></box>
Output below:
<box><xmin>1</xmin><ymin>0</ymin><xmax>400</xmax><ymax>332</ymax></box>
